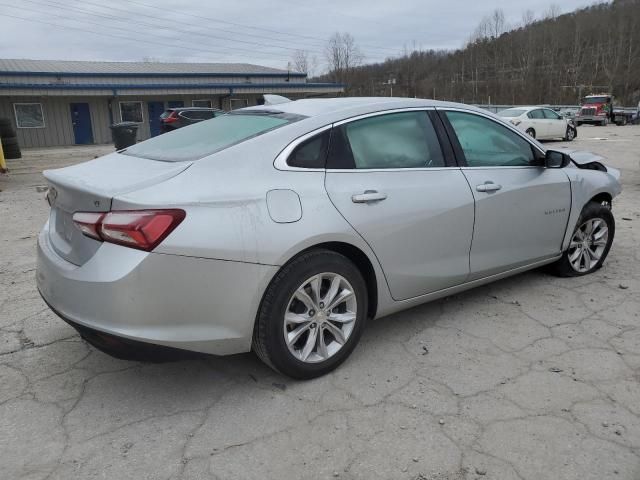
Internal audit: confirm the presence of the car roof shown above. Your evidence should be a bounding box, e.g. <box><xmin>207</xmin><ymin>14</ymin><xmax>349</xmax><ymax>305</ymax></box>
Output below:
<box><xmin>501</xmin><ymin>106</ymin><xmax>551</xmax><ymax>112</ymax></box>
<box><xmin>241</xmin><ymin>97</ymin><xmax>479</xmax><ymax>121</ymax></box>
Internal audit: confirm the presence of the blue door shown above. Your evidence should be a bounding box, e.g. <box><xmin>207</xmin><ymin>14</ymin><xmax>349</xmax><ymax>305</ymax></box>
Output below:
<box><xmin>167</xmin><ymin>100</ymin><xmax>184</xmax><ymax>108</ymax></box>
<box><xmin>69</xmin><ymin>103</ymin><xmax>94</xmax><ymax>144</ymax></box>
<box><xmin>148</xmin><ymin>101</ymin><xmax>165</xmax><ymax>137</ymax></box>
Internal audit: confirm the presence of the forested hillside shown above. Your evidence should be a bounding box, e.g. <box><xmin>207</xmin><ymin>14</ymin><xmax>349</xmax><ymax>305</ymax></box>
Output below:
<box><xmin>321</xmin><ymin>0</ymin><xmax>640</xmax><ymax>105</ymax></box>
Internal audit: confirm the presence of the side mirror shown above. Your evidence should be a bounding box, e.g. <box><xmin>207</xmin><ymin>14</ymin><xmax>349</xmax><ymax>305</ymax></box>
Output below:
<box><xmin>545</xmin><ymin>150</ymin><xmax>571</xmax><ymax>168</ymax></box>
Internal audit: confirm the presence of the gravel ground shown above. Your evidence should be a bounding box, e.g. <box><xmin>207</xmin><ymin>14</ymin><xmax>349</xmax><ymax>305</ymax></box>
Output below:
<box><xmin>1</xmin><ymin>127</ymin><xmax>639</xmax><ymax>480</ymax></box>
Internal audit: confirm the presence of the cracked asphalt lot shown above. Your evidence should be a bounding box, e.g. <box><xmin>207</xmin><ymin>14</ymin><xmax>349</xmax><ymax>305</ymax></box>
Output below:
<box><xmin>1</xmin><ymin>126</ymin><xmax>640</xmax><ymax>480</ymax></box>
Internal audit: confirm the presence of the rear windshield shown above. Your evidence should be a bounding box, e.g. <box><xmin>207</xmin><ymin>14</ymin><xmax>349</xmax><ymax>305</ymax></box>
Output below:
<box><xmin>498</xmin><ymin>108</ymin><xmax>526</xmax><ymax>117</ymax></box>
<box><xmin>159</xmin><ymin>110</ymin><xmax>173</xmax><ymax>119</ymax></box>
<box><xmin>123</xmin><ymin>112</ymin><xmax>301</xmax><ymax>162</ymax></box>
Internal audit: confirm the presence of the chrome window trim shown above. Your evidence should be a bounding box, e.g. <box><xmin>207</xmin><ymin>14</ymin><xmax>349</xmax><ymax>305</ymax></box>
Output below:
<box><xmin>274</xmin><ymin>106</ymin><xmax>546</xmax><ymax>172</ymax></box>
<box><xmin>274</xmin><ymin>107</ymin><xmax>441</xmax><ymax>172</ymax></box>
<box><xmin>332</xmin><ymin>106</ymin><xmax>436</xmax><ymax>127</ymax></box>
<box><xmin>459</xmin><ymin>166</ymin><xmax>542</xmax><ymax>170</ymax></box>
<box><xmin>326</xmin><ymin>167</ymin><xmax>454</xmax><ymax>173</ymax></box>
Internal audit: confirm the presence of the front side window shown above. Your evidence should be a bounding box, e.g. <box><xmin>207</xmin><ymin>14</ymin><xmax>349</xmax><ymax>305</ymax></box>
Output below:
<box><xmin>328</xmin><ymin>111</ymin><xmax>445</xmax><ymax>169</ymax></box>
<box><xmin>120</xmin><ymin>102</ymin><xmax>143</xmax><ymax>123</ymax></box>
<box><xmin>192</xmin><ymin>99</ymin><xmax>212</xmax><ymax>108</ymax></box>
<box><xmin>445</xmin><ymin>111</ymin><xmax>535</xmax><ymax>167</ymax></box>
<box><xmin>14</xmin><ymin>103</ymin><xmax>45</xmax><ymax>128</ymax></box>
<box><xmin>123</xmin><ymin>112</ymin><xmax>300</xmax><ymax>162</ymax></box>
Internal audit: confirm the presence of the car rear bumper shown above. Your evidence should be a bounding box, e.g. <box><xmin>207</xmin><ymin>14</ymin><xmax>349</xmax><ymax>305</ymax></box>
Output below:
<box><xmin>36</xmin><ymin>222</ymin><xmax>278</xmax><ymax>356</ymax></box>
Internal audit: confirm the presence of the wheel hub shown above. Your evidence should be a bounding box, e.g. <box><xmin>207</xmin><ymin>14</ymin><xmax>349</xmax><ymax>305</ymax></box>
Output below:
<box><xmin>568</xmin><ymin>218</ymin><xmax>608</xmax><ymax>273</ymax></box>
<box><xmin>283</xmin><ymin>272</ymin><xmax>357</xmax><ymax>363</ymax></box>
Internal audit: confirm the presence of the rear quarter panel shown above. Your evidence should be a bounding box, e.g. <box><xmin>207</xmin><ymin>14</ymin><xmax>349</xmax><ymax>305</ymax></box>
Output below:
<box><xmin>112</xmin><ymin>128</ymin><xmax>396</xmax><ymax>318</ymax></box>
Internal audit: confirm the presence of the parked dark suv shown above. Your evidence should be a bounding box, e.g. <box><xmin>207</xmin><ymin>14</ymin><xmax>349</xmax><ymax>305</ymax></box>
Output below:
<box><xmin>160</xmin><ymin>107</ymin><xmax>224</xmax><ymax>133</ymax></box>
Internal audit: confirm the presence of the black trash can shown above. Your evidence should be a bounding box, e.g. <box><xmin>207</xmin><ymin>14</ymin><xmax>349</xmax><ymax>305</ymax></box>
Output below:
<box><xmin>110</xmin><ymin>122</ymin><xmax>139</xmax><ymax>150</ymax></box>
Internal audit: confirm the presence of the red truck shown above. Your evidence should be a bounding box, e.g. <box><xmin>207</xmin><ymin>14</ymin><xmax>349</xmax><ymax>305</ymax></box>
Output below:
<box><xmin>575</xmin><ymin>94</ymin><xmax>614</xmax><ymax>126</ymax></box>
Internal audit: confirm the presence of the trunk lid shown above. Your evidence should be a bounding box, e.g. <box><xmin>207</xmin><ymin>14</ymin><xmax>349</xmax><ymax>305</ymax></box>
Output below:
<box><xmin>44</xmin><ymin>152</ymin><xmax>191</xmax><ymax>265</ymax></box>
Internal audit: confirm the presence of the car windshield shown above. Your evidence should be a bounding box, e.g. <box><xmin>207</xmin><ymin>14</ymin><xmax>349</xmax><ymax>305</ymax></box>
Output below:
<box><xmin>583</xmin><ymin>97</ymin><xmax>609</xmax><ymax>104</ymax></box>
<box><xmin>123</xmin><ymin>111</ymin><xmax>302</xmax><ymax>162</ymax></box>
<box><xmin>498</xmin><ymin>109</ymin><xmax>526</xmax><ymax>117</ymax></box>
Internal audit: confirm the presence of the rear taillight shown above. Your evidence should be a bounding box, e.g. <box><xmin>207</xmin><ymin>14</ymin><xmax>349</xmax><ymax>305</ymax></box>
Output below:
<box><xmin>162</xmin><ymin>111</ymin><xmax>179</xmax><ymax>123</ymax></box>
<box><xmin>72</xmin><ymin>212</ymin><xmax>104</xmax><ymax>241</ymax></box>
<box><xmin>72</xmin><ymin>209</ymin><xmax>185</xmax><ymax>251</ymax></box>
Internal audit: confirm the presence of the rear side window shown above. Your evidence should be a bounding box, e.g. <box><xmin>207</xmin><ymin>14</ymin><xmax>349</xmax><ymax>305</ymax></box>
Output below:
<box><xmin>123</xmin><ymin>113</ymin><xmax>299</xmax><ymax>162</ymax></box>
<box><xmin>327</xmin><ymin>111</ymin><xmax>444</xmax><ymax>169</ymax></box>
<box><xmin>287</xmin><ymin>130</ymin><xmax>330</xmax><ymax>168</ymax></box>
<box><xmin>445</xmin><ymin>111</ymin><xmax>535</xmax><ymax>167</ymax></box>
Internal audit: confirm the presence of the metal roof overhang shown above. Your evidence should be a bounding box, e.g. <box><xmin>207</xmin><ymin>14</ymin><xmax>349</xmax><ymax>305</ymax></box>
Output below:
<box><xmin>0</xmin><ymin>82</ymin><xmax>345</xmax><ymax>97</ymax></box>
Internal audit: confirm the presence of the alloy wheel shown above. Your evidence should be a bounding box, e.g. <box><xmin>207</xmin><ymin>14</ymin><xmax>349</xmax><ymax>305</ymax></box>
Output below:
<box><xmin>568</xmin><ymin>218</ymin><xmax>609</xmax><ymax>273</ymax></box>
<box><xmin>283</xmin><ymin>273</ymin><xmax>357</xmax><ymax>363</ymax></box>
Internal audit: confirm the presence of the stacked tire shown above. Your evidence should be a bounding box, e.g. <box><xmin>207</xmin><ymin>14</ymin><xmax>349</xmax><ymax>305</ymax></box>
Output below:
<box><xmin>0</xmin><ymin>117</ymin><xmax>21</xmax><ymax>159</ymax></box>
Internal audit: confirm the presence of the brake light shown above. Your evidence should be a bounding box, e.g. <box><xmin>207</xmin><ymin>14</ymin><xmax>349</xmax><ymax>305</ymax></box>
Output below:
<box><xmin>72</xmin><ymin>209</ymin><xmax>185</xmax><ymax>251</ymax></box>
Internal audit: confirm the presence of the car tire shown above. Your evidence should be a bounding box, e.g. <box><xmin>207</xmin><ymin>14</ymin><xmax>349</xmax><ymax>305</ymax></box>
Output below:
<box><xmin>525</xmin><ymin>128</ymin><xmax>536</xmax><ymax>139</ymax></box>
<box><xmin>253</xmin><ymin>249</ymin><xmax>368</xmax><ymax>379</ymax></box>
<box><xmin>550</xmin><ymin>201</ymin><xmax>614</xmax><ymax>277</ymax></box>
<box><xmin>564</xmin><ymin>126</ymin><xmax>576</xmax><ymax>141</ymax></box>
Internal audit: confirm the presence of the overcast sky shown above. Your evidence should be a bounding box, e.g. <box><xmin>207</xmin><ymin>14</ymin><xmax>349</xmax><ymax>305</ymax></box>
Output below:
<box><xmin>0</xmin><ymin>0</ymin><xmax>603</xmax><ymax>73</ymax></box>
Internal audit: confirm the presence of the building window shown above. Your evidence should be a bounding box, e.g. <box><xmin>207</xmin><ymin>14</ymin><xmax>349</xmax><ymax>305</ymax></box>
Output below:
<box><xmin>192</xmin><ymin>99</ymin><xmax>212</xmax><ymax>108</ymax></box>
<box><xmin>14</xmin><ymin>103</ymin><xmax>45</xmax><ymax>128</ymax></box>
<box><xmin>230</xmin><ymin>98</ymin><xmax>249</xmax><ymax>110</ymax></box>
<box><xmin>119</xmin><ymin>101</ymin><xmax>143</xmax><ymax>123</ymax></box>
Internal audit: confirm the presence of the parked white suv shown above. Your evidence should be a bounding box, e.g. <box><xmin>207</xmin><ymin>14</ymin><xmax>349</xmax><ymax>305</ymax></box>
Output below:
<box><xmin>498</xmin><ymin>106</ymin><xmax>576</xmax><ymax>141</ymax></box>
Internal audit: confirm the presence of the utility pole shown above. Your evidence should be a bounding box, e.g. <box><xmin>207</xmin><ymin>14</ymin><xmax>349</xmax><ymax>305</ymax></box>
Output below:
<box><xmin>382</xmin><ymin>78</ymin><xmax>396</xmax><ymax>97</ymax></box>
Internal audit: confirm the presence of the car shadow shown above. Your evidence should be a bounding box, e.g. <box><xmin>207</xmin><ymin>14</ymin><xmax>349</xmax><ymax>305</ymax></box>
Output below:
<box><xmin>76</xmin><ymin>267</ymin><xmax>556</xmax><ymax>388</ymax></box>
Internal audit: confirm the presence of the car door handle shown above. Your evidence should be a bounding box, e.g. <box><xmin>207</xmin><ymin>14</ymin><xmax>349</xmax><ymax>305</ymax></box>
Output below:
<box><xmin>476</xmin><ymin>182</ymin><xmax>502</xmax><ymax>192</ymax></box>
<box><xmin>351</xmin><ymin>190</ymin><xmax>388</xmax><ymax>203</ymax></box>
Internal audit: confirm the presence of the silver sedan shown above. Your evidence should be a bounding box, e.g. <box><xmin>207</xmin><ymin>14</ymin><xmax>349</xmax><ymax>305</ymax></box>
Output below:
<box><xmin>37</xmin><ymin>98</ymin><xmax>622</xmax><ymax>378</ymax></box>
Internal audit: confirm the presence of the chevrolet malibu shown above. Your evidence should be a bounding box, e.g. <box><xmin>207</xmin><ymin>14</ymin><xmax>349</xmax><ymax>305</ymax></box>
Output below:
<box><xmin>37</xmin><ymin>97</ymin><xmax>621</xmax><ymax>379</ymax></box>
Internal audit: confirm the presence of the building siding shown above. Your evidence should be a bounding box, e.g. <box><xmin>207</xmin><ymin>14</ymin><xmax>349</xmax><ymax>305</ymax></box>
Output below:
<box><xmin>0</xmin><ymin>59</ymin><xmax>343</xmax><ymax>148</ymax></box>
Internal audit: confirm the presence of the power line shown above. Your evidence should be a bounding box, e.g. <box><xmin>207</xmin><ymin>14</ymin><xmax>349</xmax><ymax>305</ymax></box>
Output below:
<box><xmin>19</xmin><ymin>0</ymin><xmax>328</xmax><ymax>58</ymax></box>
<box><xmin>0</xmin><ymin>12</ymin><xmax>293</xmax><ymax>64</ymax></box>
<box><xmin>114</xmin><ymin>0</ymin><xmax>403</xmax><ymax>57</ymax></box>
<box><xmin>0</xmin><ymin>4</ymin><xmax>296</xmax><ymax>62</ymax></box>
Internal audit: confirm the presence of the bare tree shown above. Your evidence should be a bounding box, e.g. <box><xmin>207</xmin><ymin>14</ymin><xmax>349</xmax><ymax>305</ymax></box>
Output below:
<box><xmin>291</xmin><ymin>50</ymin><xmax>310</xmax><ymax>74</ymax></box>
<box><xmin>521</xmin><ymin>9</ymin><xmax>535</xmax><ymax>27</ymax></box>
<box><xmin>489</xmin><ymin>9</ymin><xmax>507</xmax><ymax>39</ymax></box>
<box><xmin>325</xmin><ymin>32</ymin><xmax>364</xmax><ymax>85</ymax></box>
<box><xmin>340</xmin><ymin>2</ymin><xmax>640</xmax><ymax>105</ymax></box>
<box><xmin>545</xmin><ymin>4</ymin><xmax>561</xmax><ymax>20</ymax></box>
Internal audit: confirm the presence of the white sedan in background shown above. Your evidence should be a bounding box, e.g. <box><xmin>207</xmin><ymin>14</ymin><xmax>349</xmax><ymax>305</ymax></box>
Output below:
<box><xmin>498</xmin><ymin>106</ymin><xmax>577</xmax><ymax>141</ymax></box>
